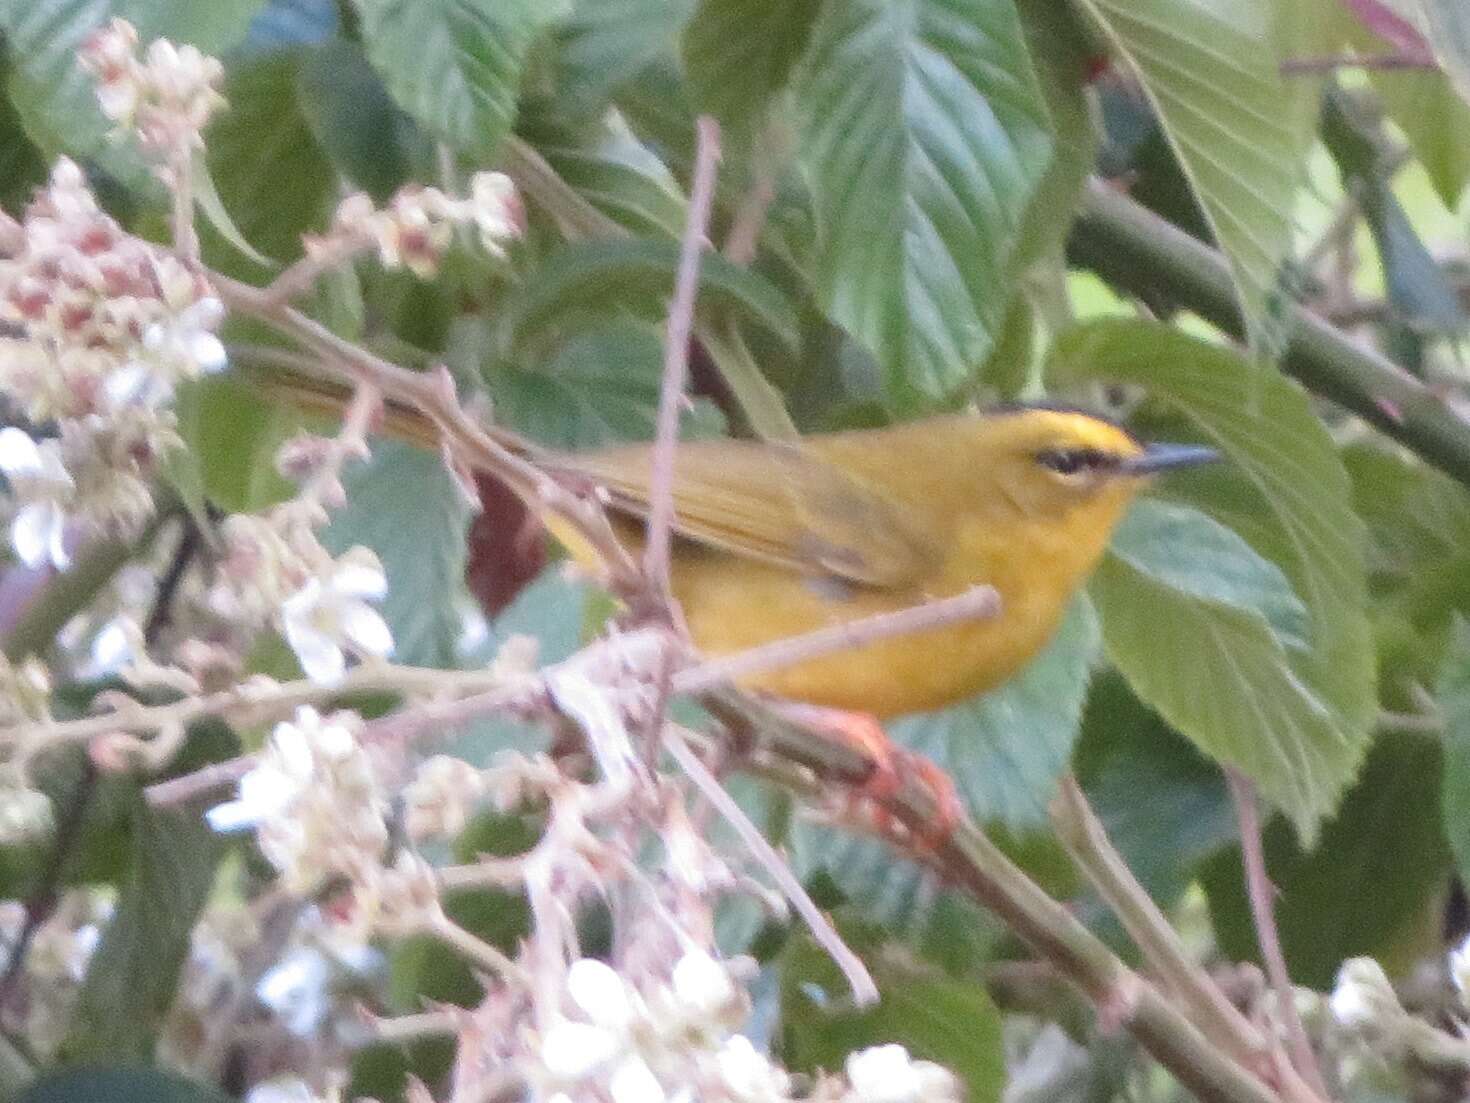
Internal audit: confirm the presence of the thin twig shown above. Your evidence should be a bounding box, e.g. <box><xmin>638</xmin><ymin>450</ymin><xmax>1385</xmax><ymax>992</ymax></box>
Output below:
<box><xmin>734</xmin><ymin>704</ymin><xmax>1292</xmax><ymax>1103</ymax></box>
<box><xmin>172</xmin><ymin>152</ymin><xmax>199</xmax><ymax>263</ymax></box>
<box><xmin>1047</xmin><ymin>775</ymin><xmax>1313</xmax><ymax>1098</ymax></box>
<box><xmin>1280</xmin><ymin>52</ymin><xmax>1437</xmax><ymax>74</ymax></box>
<box><xmin>0</xmin><ymin>760</ymin><xmax>95</xmax><ymax>1024</ymax></box>
<box><xmin>12</xmin><ymin>661</ymin><xmax>505</xmax><ymax>753</ymax></box>
<box><xmin>645</xmin><ymin>116</ymin><xmax>721</xmax><ymax>605</ymax></box>
<box><xmin>143</xmin><ymin>515</ymin><xmax>201</xmax><ymax>646</ymax></box>
<box><xmin>214</xmin><ymin>274</ymin><xmax>643</xmax><ymax>594</ymax></box>
<box><xmin>501</xmin><ymin>137</ymin><xmax>626</xmax><ymax>241</ymax></box>
<box><xmin>1224</xmin><ymin>768</ymin><xmax>1329</xmax><ymax>1099</ymax></box>
<box><xmin>145</xmin><ymin>587</ymin><xmax>1003</xmax><ymax>809</ymax></box>
<box><xmin>674</xmin><ymin>585</ymin><xmax>1000</xmax><ymax>694</ymax></box>
<box><xmin>361</xmin><ymin>1007</ymin><xmax>461</xmax><ymax>1044</ymax></box>
<box><xmin>260</xmin><ymin>232</ymin><xmax>374</xmax><ymax>307</ymax></box>
<box><xmin>665</xmin><ymin>729</ymin><xmax>878</xmax><ymax>1006</ymax></box>
<box><xmin>431</xmin><ymin>914</ymin><xmax>528</xmax><ymax>985</ymax></box>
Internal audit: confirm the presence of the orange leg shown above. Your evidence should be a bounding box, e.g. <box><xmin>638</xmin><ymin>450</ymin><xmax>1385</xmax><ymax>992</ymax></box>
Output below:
<box><xmin>775</xmin><ymin>703</ymin><xmax>965</xmax><ymax>851</ymax></box>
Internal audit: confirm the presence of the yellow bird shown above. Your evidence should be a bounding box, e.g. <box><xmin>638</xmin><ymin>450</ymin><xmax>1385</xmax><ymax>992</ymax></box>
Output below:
<box><xmin>275</xmin><ymin>376</ymin><xmax>1213</xmax><ymax>716</ymax></box>
<box><xmin>541</xmin><ymin>408</ymin><xmax>1215</xmax><ymax>718</ymax></box>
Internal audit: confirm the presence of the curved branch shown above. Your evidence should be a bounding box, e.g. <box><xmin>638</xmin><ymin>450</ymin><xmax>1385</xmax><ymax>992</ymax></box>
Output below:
<box><xmin>1068</xmin><ymin>179</ymin><xmax>1470</xmax><ymax>488</ymax></box>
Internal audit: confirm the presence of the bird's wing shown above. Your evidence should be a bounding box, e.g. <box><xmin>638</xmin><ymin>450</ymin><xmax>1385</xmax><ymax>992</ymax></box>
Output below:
<box><xmin>548</xmin><ymin>439</ymin><xmax>941</xmax><ymax>589</ymax></box>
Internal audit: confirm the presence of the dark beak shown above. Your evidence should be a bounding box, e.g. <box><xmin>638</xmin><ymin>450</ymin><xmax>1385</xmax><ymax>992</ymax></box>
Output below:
<box><xmin>1119</xmin><ymin>443</ymin><xmax>1220</xmax><ymax>476</ymax></box>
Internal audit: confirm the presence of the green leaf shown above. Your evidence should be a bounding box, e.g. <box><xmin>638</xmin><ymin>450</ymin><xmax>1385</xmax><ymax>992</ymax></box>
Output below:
<box><xmin>890</xmin><ymin>597</ymin><xmax>1100</xmax><ymax>831</ymax></box>
<box><xmin>20</xmin><ymin>1066</ymin><xmax>233</xmax><ymax>1103</ymax></box>
<box><xmin>791</xmin><ymin>0</ymin><xmax>1053</xmax><ymax>402</ymax></box>
<box><xmin>1008</xmin><ymin>0</ymin><xmax>1102</xmax><ymax>279</ymax></box>
<box><xmin>556</xmin><ymin>0</ymin><xmax>696</xmax><ymax>110</ymax></box>
<box><xmin>353</xmin><ymin>0</ymin><xmax>561</xmax><ymax>159</ymax></box>
<box><xmin>191</xmin><ymin>156</ymin><xmax>272</xmax><ymax>267</ymax></box>
<box><xmin>1368</xmin><ymin>68</ymin><xmax>1470</xmax><ymax>211</ymax></box>
<box><xmin>1439</xmin><ymin>617</ymin><xmax>1470</xmax><ymax>887</ymax></box>
<box><xmin>204</xmin><ymin>50</ymin><xmax>335</xmax><ymax>266</ymax></box>
<box><xmin>527</xmin><ymin>115</ymin><xmax>688</xmax><ymax>240</ymax></box>
<box><xmin>323</xmin><ymin>439</ymin><xmax>473</xmax><ymax>670</ymax></box>
<box><xmin>174</xmin><ymin>375</ymin><xmax>297</xmax><ymax>514</ymax></box>
<box><xmin>489</xmin><ymin>320</ymin><xmax>724</xmax><ymax>449</ymax></box>
<box><xmin>296</xmin><ymin>37</ymin><xmax>418</xmax><ymax>202</ymax></box>
<box><xmin>1092</xmin><ymin>559</ymin><xmax>1341</xmax><ymax>837</ymax></box>
<box><xmin>499</xmin><ymin>238</ymin><xmax>801</xmax><ymax>354</ymax></box>
<box><xmin>1201</xmin><ymin>734</ymin><xmax>1451</xmax><ymax>988</ymax></box>
<box><xmin>1333</xmin><ymin>0</ymin><xmax>1470</xmax><ymax>208</ymax></box>
<box><xmin>1410</xmin><ymin>0</ymin><xmax>1470</xmax><ymax>110</ymax></box>
<box><xmin>1343</xmin><ymin>442</ymin><xmax>1470</xmax><ymax>582</ymax></box>
<box><xmin>1073</xmin><ymin>0</ymin><xmax>1317</xmax><ymax>355</ymax></box>
<box><xmin>1107</xmin><ymin>500</ymin><xmax>1309</xmax><ymax>652</ymax></box>
<box><xmin>1076</xmin><ymin>673</ymin><xmax>1236</xmax><ymax>909</ymax></box>
<box><xmin>779</xmin><ymin>928</ymin><xmax>1006</xmax><ymax>1103</ymax></box>
<box><xmin>681</xmin><ymin>0</ymin><xmax>821</xmax><ymax>139</ymax></box>
<box><xmin>0</xmin><ymin>0</ymin><xmax>266</xmax><ymax>193</ymax></box>
<box><xmin>1051</xmin><ymin>319</ymin><xmax>1375</xmax><ymax>842</ymax></box>
<box><xmin>0</xmin><ymin>54</ymin><xmax>47</xmax><ymax>211</ymax></box>
<box><xmin>63</xmin><ymin>795</ymin><xmax>226</xmax><ymax>1061</ymax></box>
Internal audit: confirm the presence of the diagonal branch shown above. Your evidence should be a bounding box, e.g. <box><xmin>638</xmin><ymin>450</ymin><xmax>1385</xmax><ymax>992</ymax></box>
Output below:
<box><xmin>1069</xmin><ymin>179</ymin><xmax>1470</xmax><ymax>488</ymax></box>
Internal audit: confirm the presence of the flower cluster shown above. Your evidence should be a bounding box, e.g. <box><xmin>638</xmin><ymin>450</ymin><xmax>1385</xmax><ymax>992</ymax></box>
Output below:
<box><xmin>531</xmin><ymin>954</ymin><xmax>959</xmax><ymax>1103</ymax></box>
<box><xmin>0</xmin><ymin>892</ymin><xmax>111</xmax><ymax>1059</ymax></box>
<box><xmin>0</xmin><ymin>158</ymin><xmax>226</xmax><ymax>567</ymax></box>
<box><xmin>314</xmin><ymin>173</ymin><xmax>523</xmax><ymax>280</ymax></box>
<box><xmin>79</xmin><ymin>19</ymin><xmax>226</xmax><ymax>169</ymax></box>
<box><xmin>206</xmin><ymin>706</ymin><xmax>389</xmax><ymax>893</ymax></box>
<box><xmin>209</xmin><ymin>520</ymin><xmax>394</xmax><ymax>685</ymax></box>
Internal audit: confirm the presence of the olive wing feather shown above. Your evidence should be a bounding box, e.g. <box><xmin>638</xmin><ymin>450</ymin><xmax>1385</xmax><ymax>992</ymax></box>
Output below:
<box><xmin>549</xmin><ymin>439</ymin><xmax>940</xmax><ymax>589</ymax></box>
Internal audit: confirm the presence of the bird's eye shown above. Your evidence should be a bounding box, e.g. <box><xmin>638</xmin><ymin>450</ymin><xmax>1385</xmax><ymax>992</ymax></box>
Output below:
<box><xmin>1035</xmin><ymin>448</ymin><xmax>1113</xmax><ymax>476</ymax></box>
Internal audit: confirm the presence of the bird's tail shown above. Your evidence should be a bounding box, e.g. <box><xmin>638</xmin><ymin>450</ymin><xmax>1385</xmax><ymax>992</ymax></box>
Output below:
<box><xmin>241</xmin><ymin>361</ymin><xmax>539</xmax><ymax>464</ymax></box>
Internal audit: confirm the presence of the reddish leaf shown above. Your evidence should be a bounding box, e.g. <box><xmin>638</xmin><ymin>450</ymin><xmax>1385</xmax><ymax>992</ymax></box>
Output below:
<box><xmin>465</xmin><ymin>473</ymin><xmax>547</xmax><ymax>619</ymax></box>
<box><xmin>1341</xmin><ymin>0</ymin><xmax>1434</xmax><ymax>61</ymax></box>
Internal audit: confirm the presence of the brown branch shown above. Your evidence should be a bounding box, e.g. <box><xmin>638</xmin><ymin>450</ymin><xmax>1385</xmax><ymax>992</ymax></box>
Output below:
<box><xmin>143</xmin><ymin>587</ymin><xmax>1001</xmax><ymax>807</ymax></box>
<box><xmin>734</xmin><ymin>708</ymin><xmax>1291</xmax><ymax>1103</ymax></box>
<box><xmin>1225</xmin><ymin>769</ymin><xmax>1329</xmax><ymax>1099</ymax></box>
<box><xmin>645</xmin><ymin>116</ymin><xmax>721</xmax><ymax>606</ymax></box>
<box><xmin>1047</xmin><ymin>777</ymin><xmax>1290</xmax><ymax>1086</ymax></box>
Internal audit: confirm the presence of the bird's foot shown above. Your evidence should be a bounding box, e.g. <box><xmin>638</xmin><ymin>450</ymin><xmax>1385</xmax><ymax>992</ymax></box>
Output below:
<box><xmin>776</xmin><ymin>704</ymin><xmax>964</xmax><ymax>852</ymax></box>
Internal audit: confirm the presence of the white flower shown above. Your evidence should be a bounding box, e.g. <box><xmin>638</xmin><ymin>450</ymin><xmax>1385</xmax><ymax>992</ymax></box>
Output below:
<box><xmin>244</xmin><ymin>1078</ymin><xmax>318</xmax><ymax>1103</ymax></box>
<box><xmin>608</xmin><ymin>1056</ymin><xmax>665</xmax><ymax>1103</ymax></box>
<box><xmin>141</xmin><ymin>296</ymin><xmax>227</xmax><ymax>378</ymax></box>
<box><xmin>567</xmin><ymin>957</ymin><xmax>636</xmax><ymax>1030</ymax></box>
<box><xmin>204</xmin><ymin>706</ymin><xmax>350</xmax><ymax>833</ymax></box>
<box><xmin>87</xmin><ymin>617</ymin><xmax>135</xmax><ymax>677</ymax></box>
<box><xmin>1329</xmin><ymin>957</ymin><xmax>1399</xmax><ymax>1033</ymax></box>
<box><xmin>0</xmin><ymin>428</ymin><xmax>73</xmax><ymax>569</ymax></box>
<box><xmin>1450</xmin><ymin>934</ymin><xmax>1470</xmax><ymax>1000</ymax></box>
<box><xmin>281</xmin><ymin>551</ymin><xmax>394</xmax><ymax>685</ymax></box>
<box><xmin>671</xmin><ymin>948</ymin><xmax>737</xmax><ymax>1021</ymax></box>
<box><xmin>843</xmin><ymin>1044</ymin><xmax>957</xmax><ymax>1103</ymax></box>
<box><xmin>715</xmin><ymin>1036</ymin><xmax>792</xmax><ymax>1102</ymax></box>
<box><xmin>256</xmin><ymin>946</ymin><xmax>331</xmax><ymax>1036</ymax></box>
<box><xmin>205</xmin><ymin>706</ymin><xmax>386</xmax><ymax>890</ymax></box>
<box><xmin>845</xmin><ymin>1045</ymin><xmax>921</xmax><ymax>1103</ymax></box>
<box><xmin>103</xmin><ymin>360</ymin><xmax>175</xmax><ymax>409</ymax></box>
<box><xmin>468</xmin><ymin>171</ymin><xmax>521</xmax><ymax>256</ymax></box>
<box><xmin>540</xmin><ymin>1019</ymin><xmax>622</xmax><ymax>1080</ymax></box>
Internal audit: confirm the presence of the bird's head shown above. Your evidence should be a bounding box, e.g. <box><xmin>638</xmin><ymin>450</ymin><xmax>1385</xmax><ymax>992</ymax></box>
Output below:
<box><xmin>977</xmin><ymin>405</ymin><xmax>1217</xmax><ymax>527</ymax></box>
